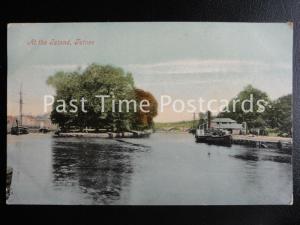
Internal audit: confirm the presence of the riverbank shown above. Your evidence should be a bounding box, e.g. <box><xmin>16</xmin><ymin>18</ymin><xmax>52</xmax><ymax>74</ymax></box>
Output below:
<box><xmin>232</xmin><ymin>134</ymin><xmax>292</xmax><ymax>142</ymax></box>
<box><xmin>232</xmin><ymin>134</ymin><xmax>292</xmax><ymax>152</ymax></box>
<box><xmin>54</xmin><ymin>130</ymin><xmax>152</xmax><ymax>138</ymax></box>
<box><xmin>9</xmin><ymin>131</ymin><xmax>292</xmax><ymax>152</ymax></box>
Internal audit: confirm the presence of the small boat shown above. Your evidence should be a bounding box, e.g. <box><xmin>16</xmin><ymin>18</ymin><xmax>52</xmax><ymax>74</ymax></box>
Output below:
<box><xmin>11</xmin><ymin>126</ymin><xmax>29</xmax><ymax>135</ymax></box>
<box><xmin>10</xmin><ymin>119</ymin><xmax>29</xmax><ymax>135</ymax></box>
<box><xmin>6</xmin><ymin>167</ymin><xmax>13</xmax><ymax>200</ymax></box>
<box><xmin>196</xmin><ymin>129</ymin><xmax>232</xmax><ymax>147</ymax></box>
<box><xmin>39</xmin><ymin>127</ymin><xmax>50</xmax><ymax>133</ymax></box>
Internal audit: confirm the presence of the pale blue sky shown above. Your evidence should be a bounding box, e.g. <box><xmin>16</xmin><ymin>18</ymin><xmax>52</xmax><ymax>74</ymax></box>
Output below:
<box><xmin>7</xmin><ymin>22</ymin><xmax>293</xmax><ymax>122</ymax></box>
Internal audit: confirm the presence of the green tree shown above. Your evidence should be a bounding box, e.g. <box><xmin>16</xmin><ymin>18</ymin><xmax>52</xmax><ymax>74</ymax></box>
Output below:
<box><xmin>218</xmin><ymin>85</ymin><xmax>292</xmax><ymax>135</ymax></box>
<box><xmin>47</xmin><ymin>71</ymin><xmax>81</xmax><ymax>131</ymax></box>
<box><xmin>218</xmin><ymin>85</ymin><xmax>271</xmax><ymax>129</ymax></box>
<box><xmin>266</xmin><ymin>94</ymin><xmax>292</xmax><ymax>135</ymax></box>
<box><xmin>47</xmin><ymin>64</ymin><xmax>137</xmax><ymax>132</ymax></box>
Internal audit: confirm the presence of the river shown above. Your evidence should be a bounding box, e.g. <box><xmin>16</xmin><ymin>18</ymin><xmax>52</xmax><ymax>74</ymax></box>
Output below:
<box><xmin>7</xmin><ymin>132</ymin><xmax>292</xmax><ymax>205</ymax></box>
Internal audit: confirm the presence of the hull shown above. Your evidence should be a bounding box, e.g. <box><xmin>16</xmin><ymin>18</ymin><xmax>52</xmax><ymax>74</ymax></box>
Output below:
<box><xmin>39</xmin><ymin>128</ymin><xmax>50</xmax><ymax>133</ymax></box>
<box><xmin>196</xmin><ymin>134</ymin><xmax>232</xmax><ymax>147</ymax></box>
<box><xmin>195</xmin><ymin>135</ymin><xmax>210</xmax><ymax>143</ymax></box>
<box><xmin>11</xmin><ymin>126</ymin><xmax>29</xmax><ymax>135</ymax></box>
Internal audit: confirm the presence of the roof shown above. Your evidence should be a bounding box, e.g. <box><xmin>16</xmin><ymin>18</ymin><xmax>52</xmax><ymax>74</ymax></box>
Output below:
<box><xmin>211</xmin><ymin>118</ymin><xmax>237</xmax><ymax>123</ymax></box>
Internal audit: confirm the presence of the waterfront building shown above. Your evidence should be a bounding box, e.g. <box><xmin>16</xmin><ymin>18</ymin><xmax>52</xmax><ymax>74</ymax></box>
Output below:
<box><xmin>210</xmin><ymin>118</ymin><xmax>246</xmax><ymax>134</ymax></box>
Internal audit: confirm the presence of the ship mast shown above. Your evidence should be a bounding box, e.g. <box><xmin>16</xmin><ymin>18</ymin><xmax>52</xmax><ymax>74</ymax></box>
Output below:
<box><xmin>192</xmin><ymin>112</ymin><xmax>195</xmax><ymax>129</ymax></box>
<box><xmin>19</xmin><ymin>83</ymin><xmax>23</xmax><ymax>126</ymax></box>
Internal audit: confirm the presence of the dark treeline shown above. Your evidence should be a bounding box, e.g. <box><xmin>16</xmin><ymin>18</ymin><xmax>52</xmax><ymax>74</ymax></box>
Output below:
<box><xmin>218</xmin><ymin>85</ymin><xmax>292</xmax><ymax>136</ymax></box>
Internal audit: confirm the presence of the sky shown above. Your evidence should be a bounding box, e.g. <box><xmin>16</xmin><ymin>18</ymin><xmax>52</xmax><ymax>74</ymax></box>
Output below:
<box><xmin>7</xmin><ymin>22</ymin><xmax>293</xmax><ymax>122</ymax></box>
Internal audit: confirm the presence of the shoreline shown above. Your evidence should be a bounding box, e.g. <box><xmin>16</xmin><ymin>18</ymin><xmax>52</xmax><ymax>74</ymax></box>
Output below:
<box><xmin>7</xmin><ymin>132</ymin><xmax>292</xmax><ymax>151</ymax></box>
<box><xmin>232</xmin><ymin>134</ymin><xmax>292</xmax><ymax>152</ymax></box>
<box><xmin>53</xmin><ymin>130</ymin><xmax>152</xmax><ymax>138</ymax></box>
<box><xmin>7</xmin><ymin>131</ymin><xmax>292</xmax><ymax>142</ymax></box>
<box><xmin>232</xmin><ymin>134</ymin><xmax>292</xmax><ymax>143</ymax></box>
<box><xmin>53</xmin><ymin>132</ymin><xmax>292</xmax><ymax>151</ymax></box>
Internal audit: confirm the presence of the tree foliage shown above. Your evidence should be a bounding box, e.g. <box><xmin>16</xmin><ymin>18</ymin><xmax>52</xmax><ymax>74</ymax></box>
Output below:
<box><xmin>218</xmin><ymin>85</ymin><xmax>270</xmax><ymax>129</ymax></box>
<box><xmin>132</xmin><ymin>88</ymin><xmax>158</xmax><ymax>130</ymax></box>
<box><xmin>218</xmin><ymin>85</ymin><xmax>292</xmax><ymax>135</ymax></box>
<box><xmin>47</xmin><ymin>63</ymin><xmax>157</xmax><ymax>132</ymax></box>
<box><xmin>266</xmin><ymin>94</ymin><xmax>292</xmax><ymax>134</ymax></box>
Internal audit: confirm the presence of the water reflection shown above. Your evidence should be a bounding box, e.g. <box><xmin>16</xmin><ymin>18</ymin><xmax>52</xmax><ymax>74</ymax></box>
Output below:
<box><xmin>51</xmin><ymin>138</ymin><xmax>149</xmax><ymax>204</ymax></box>
<box><xmin>231</xmin><ymin>148</ymin><xmax>291</xmax><ymax>164</ymax></box>
<box><xmin>233</xmin><ymin>151</ymin><xmax>259</xmax><ymax>162</ymax></box>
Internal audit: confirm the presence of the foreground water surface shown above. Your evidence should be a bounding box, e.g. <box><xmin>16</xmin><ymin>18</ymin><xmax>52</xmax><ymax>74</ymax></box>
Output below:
<box><xmin>7</xmin><ymin>133</ymin><xmax>292</xmax><ymax>205</ymax></box>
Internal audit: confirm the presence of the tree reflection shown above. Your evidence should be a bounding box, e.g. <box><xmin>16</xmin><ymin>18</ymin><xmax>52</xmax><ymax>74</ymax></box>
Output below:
<box><xmin>51</xmin><ymin>138</ymin><xmax>145</xmax><ymax>204</ymax></box>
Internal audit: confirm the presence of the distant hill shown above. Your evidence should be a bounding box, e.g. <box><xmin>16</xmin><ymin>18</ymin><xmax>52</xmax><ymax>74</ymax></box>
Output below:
<box><xmin>155</xmin><ymin>120</ymin><xmax>195</xmax><ymax>132</ymax></box>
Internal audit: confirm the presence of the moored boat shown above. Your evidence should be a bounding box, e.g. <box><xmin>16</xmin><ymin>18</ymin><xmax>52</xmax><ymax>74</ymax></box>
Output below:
<box><xmin>10</xmin><ymin>86</ymin><xmax>29</xmax><ymax>135</ymax></box>
<box><xmin>195</xmin><ymin>111</ymin><xmax>232</xmax><ymax>147</ymax></box>
<box><xmin>39</xmin><ymin>127</ymin><xmax>50</xmax><ymax>133</ymax></box>
<box><xmin>11</xmin><ymin>126</ymin><xmax>29</xmax><ymax>135</ymax></box>
<box><xmin>198</xmin><ymin>134</ymin><xmax>232</xmax><ymax>146</ymax></box>
<box><xmin>196</xmin><ymin>130</ymin><xmax>232</xmax><ymax>147</ymax></box>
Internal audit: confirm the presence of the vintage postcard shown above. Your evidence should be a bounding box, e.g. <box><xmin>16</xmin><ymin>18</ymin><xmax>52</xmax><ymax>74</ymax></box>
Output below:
<box><xmin>7</xmin><ymin>22</ymin><xmax>293</xmax><ymax>205</ymax></box>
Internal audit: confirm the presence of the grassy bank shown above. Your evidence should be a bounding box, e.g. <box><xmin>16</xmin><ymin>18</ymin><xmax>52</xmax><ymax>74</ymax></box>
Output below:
<box><xmin>154</xmin><ymin>120</ymin><xmax>195</xmax><ymax>132</ymax></box>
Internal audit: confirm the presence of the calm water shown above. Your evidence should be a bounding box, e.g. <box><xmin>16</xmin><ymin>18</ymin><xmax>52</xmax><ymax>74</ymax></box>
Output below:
<box><xmin>7</xmin><ymin>133</ymin><xmax>292</xmax><ymax>205</ymax></box>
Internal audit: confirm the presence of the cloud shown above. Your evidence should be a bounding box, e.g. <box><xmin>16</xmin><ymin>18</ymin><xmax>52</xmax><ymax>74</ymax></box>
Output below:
<box><xmin>124</xmin><ymin>59</ymin><xmax>291</xmax><ymax>75</ymax></box>
<box><xmin>140</xmin><ymin>79</ymin><xmax>224</xmax><ymax>87</ymax></box>
<box><xmin>31</xmin><ymin>64</ymin><xmax>88</xmax><ymax>71</ymax></box>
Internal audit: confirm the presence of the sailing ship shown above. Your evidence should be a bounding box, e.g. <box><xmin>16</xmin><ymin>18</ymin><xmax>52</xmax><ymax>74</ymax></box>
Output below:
<box><xmin>11</xmin><ymin>120</ymin><xmax>29</xmax><ymax>135</ymax></box>
<box><xmin>195</xmin><ymin>111</ymin><xmax>232</xmax><ymax>147</ymax></box>
<box><xmin>11</xmin><ymin>84</ymin><xmax>29</xmax><ymax>135</ymax></box>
